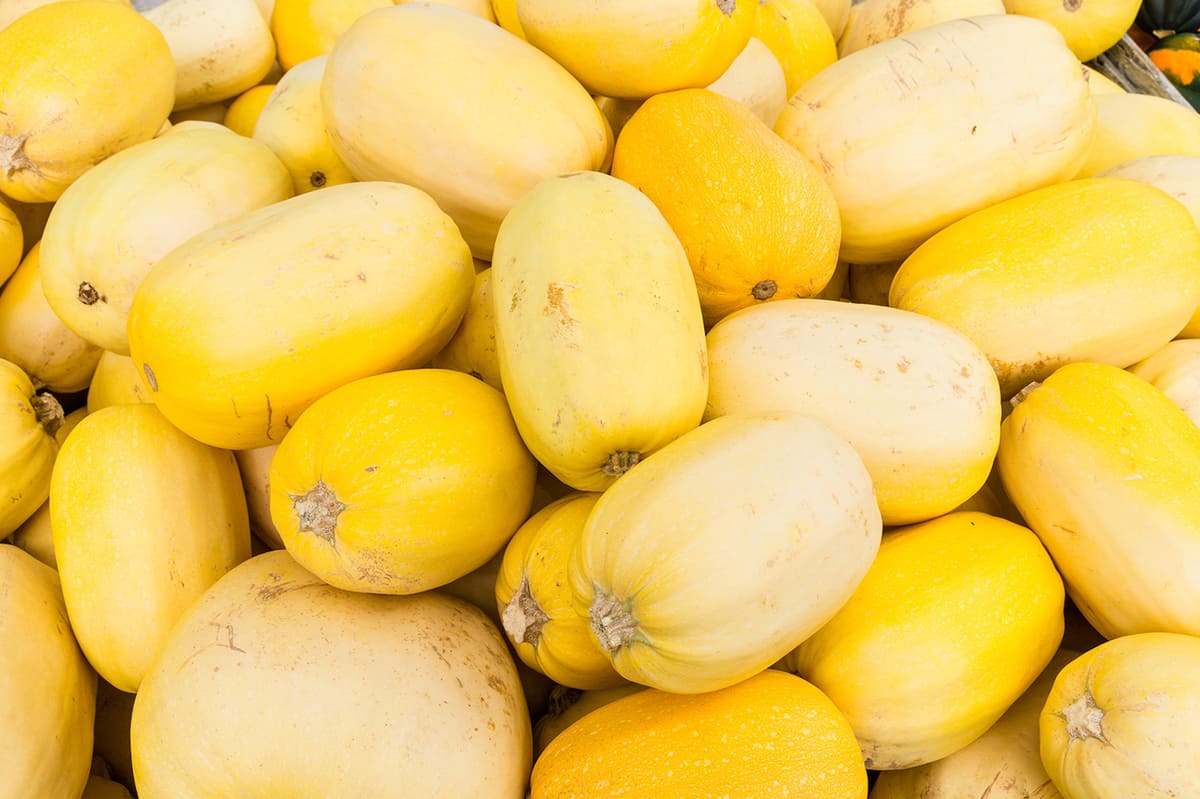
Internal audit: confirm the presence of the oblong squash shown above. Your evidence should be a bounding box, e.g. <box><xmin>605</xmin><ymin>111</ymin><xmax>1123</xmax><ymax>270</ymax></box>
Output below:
<box><xmin>0</xmin><ymin>545</ymin><xmax>97</xmax><ymax>799</ymax></box>
<box><xmin>0</xmin><ymin>199</ymin><xmax>21</xmax><ymax>285</ymax></box>
<box><xmin>1003</xmin><ymin>0</ymin><xmax>1139</xmax><ymax>61</ymax></box>
<box><xmin>705</xmin><ymin>37</ymin><xmax>789</xmax><ymax>128</ymax></box>
<box><xmin>40</xmin><ymin>122</ymin><xmax>292</xmax><ymax>355</ymax></box>
<box><xmin>514</xmin><ymin>0</ymin><xmax>757</xmax><ymax>99</ymax></box>
<box><xmin>50</xmin><ymin>403</ymin><xmax>252</xmax><ymax>692</ymax></box>
<box><xmin>890</xmin><ymin>177</ymin><xmax>1200</xmax><ymax>397</ymax></box>
<box><xmin>131</xmin><ymin>550</ymin><xmax>531</xmax><ymax>799</ymax></box>
<box><xmin>1129</xmin><ymin>339</ymin><xmax>1200</xmax><ymax>425</ymax></box>
<box><xmin>998</xmin><ymin>362</ymin><xmax>1200</xmax><ymax>639</ymax></box>
<box><xmin>430</xmin><ymin>268</ymin><xmax>502</xmax><ymax>392</ymax></box>
<box><xmin>496</xmin><ymin>492</ymin><xmax>624</xmax><ymax>690</ymax></box>
<box><xmin>322</xmin><ymin>3</ymin><xmax>612</xmax><ymax>259</ymax></box>
<box><xmin>754</xmin><ymin>0</ymin><xmax>838</xmax><ymax>98</ymax></box>
<box><xmin>704</xmin><ymin>299</ymin><xmax>1001</xmax><ymax>526</ymax></box>
<box><xmin>0</xmin><ymin>1</ymin><xmax>176</xmax><ymax>202</ymax></box>
<box><xmin>0</xmin><ymin>359</ymin><xmax>60</xmax><ymax>537</ymax></box>
<box><xmin>269</xmin><ymin>0</ymin><xmax>390</xmax><ymax>70</ymax></box>
<box><xmin>127</xmin><ymin>181</ymin><xmax>474</xmax><ymax>450</ymax></box>
<box><xmin>531</xmin><ymin>669</ymin><xmax>868</xmax><ymax>799</ymax></box>
<box><xmin>1040</xmin><ymin>633</ymin><xmax>1200</xmax><ymax>799</ymax></box>
<box><xmin>837</xmin><ymin>0</ymin><xmax>1006</xmax><ymax>56</ymax></box>
<box><xmin>268</xmin><ymin>368</ymin><xmax>537</xmax><ymax>594</ymax></box>
<box><xmin>491</xmin><ymin>171</ymin><xmax>708</xmax><ymax>492</ymax></box>
<box><xmin>572</xmin><ymin>411</ymin><xmax>882</xmax><ymax>694</ymax></box>
<box><xmin>784</xmin><ymin>511</ymin><xmax>1065</xmax><ymax>770</ymax></box>
<box><xmin>1076</xmin><ymin>91</ymin><xmax>1200</xmax><ymax>178</ymax></box>
<box><xmin>775</xmin><ymin>14</ymin><xmax>1095</xmax><ymax>263</ymax></box>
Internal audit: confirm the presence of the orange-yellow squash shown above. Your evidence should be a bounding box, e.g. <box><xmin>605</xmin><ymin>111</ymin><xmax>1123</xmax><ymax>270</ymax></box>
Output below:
<box><xmin>784</xmin><ymin>512</ymin><xmax>1065</xmax><ymax>770</ymax></box>
<box><xmin>127</xmin><ymin>181</ymin><xmax>474</xmax><ymax>450</ymax></box>
<box><xmin>268</xmin><ymin>368</ymin><xmax>537</xmax><ymax>594</ymax></box>
<box><xmin>572</xmin><ymin>411</ymin><xmax>882</xmax><ymax>694</ymax></box>
<box><xmin>531</xmin><ymin>669</ymin><xmax>868</xmax><ymax>798</ymax></box>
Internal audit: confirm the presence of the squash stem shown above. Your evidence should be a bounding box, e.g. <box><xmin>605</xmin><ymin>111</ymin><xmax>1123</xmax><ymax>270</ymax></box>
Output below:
<box><xmin>1062</xmin><ymin>691</ymin><xmax>1107</xmax><ymax>743</ymax></box>
<box><xmin>30</xmin><ymin>392</ymin><xmax>64</xmax><ymax>438</ymax></box>
<box><xmin>589</xmin><ymin>591</ymin><xmax>639</xmax><ymax>653</ymax></box>
<box><xmin>501</xmin><ymin>573</ymin><xmax>549</xmax><ymax>646</ymax></box>
<box><xmin>289</xmin><ymin>479</ymin><xmax>345</xmax><ymax>547</ymax></box>
<box><xmin>601</xmin><ymin>450</ymin><xmax>641</xmax><ymax>478</ymax></box>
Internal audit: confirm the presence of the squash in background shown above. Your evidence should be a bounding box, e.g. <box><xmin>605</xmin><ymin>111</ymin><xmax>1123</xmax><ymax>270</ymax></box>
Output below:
<box><xmin>785</xmin><ymin>512</ymin><xmax>1065</xmax><ymax>770</ymax></box>
<box><xmin>514</xmin><ymin>0</ymin><xmax>757</xmax><ymax>99</ymax></box>
<box><xmin>131</xmin><ymin>550</ymin><xmax>532</xmax><ymax>799</ymax></box>
<box><xmin>532</xmin><ymin>683</ymin><xmax>647</xmax><ymax>758</ymax></box>
<box><xmin>321</xmin><ymin>3</ymin><xmax>612</xmax><ymax>259</ymax></box>
<box><xmin>809</xmin><ymin>0</ymin><xmax>851</xmax><ymax>38</ymax></box>
<box><xmin>1129</xmin><ymin>339</ymin><xmax>1200</xmax><ymax>426</ymax></box>
<box><xmin>775</xmin><ymin>14</ymin><xmax>1095</xmax><ymax>264</ymax></box>
<box><xmin>531</xmin><ymin>669</ymin><xmax>868</xmax><ymax>798</ymax></box>
<box><xmin>222</xmin><ymin>84</ymin><xmax>276</xmax><ymax>137</ymax></box>
<box><xmin>705</xmin><ymin>37</ymin><xmax>789</xmax><ymax>127</ymax></box>
<box><xmin>0</xmin><ymin>545</ymin><xmax>97</xmax><ymax>799</ymax></box>
<box><xmin>837</xmin><ymin>0</ymin><xmax>1006</xmax><ymax>57</ymax></box>
<box><xmin>431</xmin><ymin>268</ymin><xmax>502</xmax><ymax>392</ymax></box>
<box><xmin>704</xmin><ymin>299</ymin><xmax>1001</xmax><ymax>526</ymax></box>
<box><xmin>0</xmin><ymin>199</ymin><xmax>20</xmax><ymax>285</ymax></box>
<box><xmin>1075</xmin><ymin>92</ymin><xmax>1200</xmax><ymax>177</ymax></box>
<box><xmin>1003</xmin><ymin>0</ymin><xmax>1140</xmax><ymax>61</ymax></box>
<box><xmin>890</xmin><ymin>177</ymin><xmax>1200</xmax><ymax>397</ymax></box>
<box><xmin>270</xmin><ymin>0</ymin><xmax>390</xmax><ymax>70</ymax></box>
<box><xmin>754</xmin><ymin>0</ymin><xmax>838</xmax><ymax>98</ymax></box>
<box><xmin>86</xmin><ymin>352</ymin><xmax>154</xmax><ymax>414</ymax></box>
<box><xmin>572</xmin><ymin>411</ymin><xmax>882</xmax><ymax>694</ymax></box>
<box><xmin>999</xmin><ymin>362</ymin><xmax>1200</xmax><ymax>639</ymax></box>
<box><xmin>1041</xmin><ymin>633</ymin><xmax>1200</xmax><ymax>798</ymax></box>
<box><xmin>0</xmin><ymin>0</ymin><xmax>131</xmax><ymax>30</ymax></box>
<box><xmin>232</xmin><ymin>445</ymin><xmax>284</xmax><ymax>550</ymax></box>
<box><xmin>0</xmin><ymin>1</ymin><xmax>175</xmax><ymax>202</ymax></box>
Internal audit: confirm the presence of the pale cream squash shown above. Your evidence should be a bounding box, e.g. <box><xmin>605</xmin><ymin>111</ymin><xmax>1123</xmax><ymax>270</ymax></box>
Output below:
<box><xmin>809</xmin><ymin>0</ymin><xmax>850</xmax><ymax>38</ymax></box>
<box><xmin>268</xmin><ymin>369</ymin><xmax>537</xmax><ymax>594</ymax></box>
<box><xmin>998</xmin><ymin>362</ymin><xmax>1200</xmax><ymax>639</ymax></box>
<box><xmin>491</xmin><ymin>171</ymin><xmax>708</xmax><ymax>491</ymax></box>
<box><xmin>131</xmin><ymin>550</ymin><xmax>531</xmax><ymax>799</ymax></box>
<box><xmin>0</xmin><ymin>545</ymin><xmax>97</xmax><ymax>799</ymax></box>
<box><xmin>232</xmin><ymin>445</ymin><xmax>283</xmax><ymax>550</ymax></box>
<box><xmin>1083</xmin><ymin>63</ymin><xmax>1126</xmax><ymax>94</ymax></box>
<box><xmin>837</xmin><ymin>0</ymin><xmax>1006</xmax><ymax>56</ymax></box>
<box><xmin>890</xmin><ymin>177</ymin><xmax>1200</xmax><ymax>397</ymax></box>
<box><xmin>50</xmin><ymin>404</ymin><xmax>252</xmax><ymax>692</ymax></box>
<box><xmin>496</xmin><ymin>492</ymin><xmax>625</xmax><ymax>690</ymax></box>
<box><xmin>1075</xmin><ymin>92</ymin><xmax>1200</xmax><ymax>178</ymax></box>
<box><xmin>127</xmin><ymin>181</ymin><xmax>474</xmax><ymax>450</ymax></box>
<box><xmin>705</xmin><ymin>37</ymin><xmax>789</xmax><ymax>127</ymax></box>
<box><xmin>704</xmin><ymin>299</ymin><xmax>1001</xmax><ymax>526</ymax></box>
<box><xmin>784</xmin><ymin>512</ymin><xmax>1065</xmax><ymax>770</ymax></box>
<box><xmin>1129</xmin><ymin>339</ymin><xmax>1200</xmax><ymax>426</ymax></box>
<box><xmin>0</xmin><ymin>1</ymin><xmax>175</xmax><ymax>202</ymax></box>
<box><xmin>572</xmin><ymin>411</ymin><xmax>882</xmax><ymax>694</ymax></box>
<box><xmin>775</xmin><ymin>14</ymin><xmax>1095</xmax><ymax>263</ymax></box>
<box><xmin>514</xmin><ymin>0</ymin><xmax>757</xmax><ymax>99</ymax></box>
<box><xmin>321</xmin><ymin>3</ymin><xmax>612</xmax><ymax>259</ymax></box>
<box><xmin>1040</xmin><ymin>633</ymin><xmax>1200</xmax><ymax>798</ymax></box>
<box><xmin>39</xmin><ymin>121</ymin><xmax>292</xmax><ymax>356</ymax></box>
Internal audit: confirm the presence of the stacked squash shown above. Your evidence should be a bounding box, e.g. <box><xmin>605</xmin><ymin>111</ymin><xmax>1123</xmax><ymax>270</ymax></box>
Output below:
<box><xmin>2</xmin><ymin>1</ymin><xmax>1200</xmax><ymax>798</ymax></box>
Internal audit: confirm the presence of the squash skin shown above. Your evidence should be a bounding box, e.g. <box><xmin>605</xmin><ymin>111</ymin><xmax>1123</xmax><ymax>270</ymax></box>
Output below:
<box><xmin>1129</xmin><ymin>339</ymin><xmax>1200</xmax><ymax>426</ymax></box>
<box><xmin>127</xmin><ymin>181</ymin><xmax>474</xmax><ymax>451</ymax></box>
<box><xmin>531</xmin><ymin>669</ymin><xmax>868</xmax><ymax>798</ymax></box>
<box><xmin>0</xmin><ymin>358</ymin><xmax>60</xmax><ymax>538</ymax></box>
<box><xmin>704</xmin><ymin>299</ymin><xmax>1001</xmax><ymax>526</ymax></box>
<box><xmin>890</xmin><ymin>177</ymin><xmax>1200</xmax><ymax>397</ymax></box>
<box><xmin>532</xmin><ymin>683</ymin><xmax>647</xmax><ymax>758</ymax></box>
<box><xmin>268</xmin><ymin>368</ymin><xmax>536</xmax><ymax>594</ymax></box>
<box><xmin>705</xmin><ymin>37</ymin><xmax>789</xmax><ymax>128</ymax></box>
<box><xmin>1076</xmin><ymin>92</ymin><xmax>1200</xmax><ymax>178</ymax></box>
<box><xmin>0</xmin><ymin>545</ymin><xmax>97</xmax><ymax>799</ymax></box>
<box><xmin>838</xmin><ymin>0</ymin><xmax>1006</xmax><ymax>57</ymax></box>
<box><xmin>572</xmin><ymin>411</ymin><xmax>882</xmax><ymax>694</ymax></box>
<box><xmin>775</xmin><ymin>14</ymin><xmax>1095</xmax><ymax>264</ymax></box>
<box><xmin>1003</xmin><ymin>0</ymin><xmax>1140</xmax><ymax>61</ymax></box>
<box><xmin>321</xmin><ymin>3</ymin><xmax>612</xmax><ymax>259</ymax></box>
<box><xmin>491</xmin><ymin>171</ymin><xmax>708</xmax><ymax>492</ymax></box>
<box><xmin>514</xmin><ymin>0</ymin><xmax>757</xmax><ymax>100</ymax></box>
<box><xmin>39</xmin><ymin>122</ymin><xmax>292</xmax><ymax>356</ymax></box>
<box><xmin>1040</xmin><ymin>633</ymin><xmax>1200</xmax><ymax>798</ymax></box>
<box><xmin>998</xmin><ymin>362</ymin><xmax>1200</xmax><ymax>639</ymax></box>
<box><xmin>753</xmin><ymin>0</ymin><xmax>838</xmax><ymax>98</ymax></box>
<box><xmin>86</xmin><ymin>352</ymin><xmax>154</xmax><ymax>414</ymax></box>
<box><xmin>50</xmin><ymin>404</ymin><xmax>252</xmax><ymax>693</ymax></box>
<box><xmin>0</xmin><ymin>1</ymin><xmax>176</xmax><ymax>203</ymax></box>
<box><xmin>131</xmin><ymin>550</ymin><xmax>532</xmax><ymax>799</ymax></box>
<box><xmin>495</xmin><ymin>492</ymin><xmax>624</xmax><ymax>690</ymax></box>
<box><xmin>785</xmin><ymin>512</ymin><xmax>1065</xmax><ymax>770</ymax></box>
<box><xmin>431</xmin><ymin>268</ymin><xmax>502</xmax><ymax>392</ymax></box>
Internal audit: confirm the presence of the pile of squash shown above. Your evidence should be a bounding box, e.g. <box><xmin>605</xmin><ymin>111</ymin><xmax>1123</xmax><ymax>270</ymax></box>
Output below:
<box><xmin>3</xmin><ymin>0</ymin><xmax>1200</xmax><ymax>797</ymax></box>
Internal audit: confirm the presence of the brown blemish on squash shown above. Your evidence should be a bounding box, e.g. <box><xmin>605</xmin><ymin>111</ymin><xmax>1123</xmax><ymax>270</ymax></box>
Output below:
<box><xmin>590</xmin><ymin>591</ymin><xmax>639</xmax><ymax>652</ymax></box>
<box><xmin>309</xmin><ymin>171</ymin><xmax>327</xmax><ymax>188</ymax></box>
<box><xmin>501</xmin><ymin>573</ymin><xmax>550</xmax><ymax>647</ymax></box>
<box><xmin>544</xmin><ymin>282</ymin><xmax>577</xmax><ymax>330</ymax></box>
<box><xmin>751</xmin><ymin>279</ymin><xmax>777</xmax><ymax>300</ymax></box>
<box><xmin>290</xmin><ymin>479</ymin><xmax>345</xmax><ymax>547</ymax></box>
<box><xmin>142</xmin><ymin>363</ymin><xmax>158</xmax><ymax>392</ymax></box>
<box><xmin>716</xmin><ymin>0</ymin><xmax>737</xmax><ymax>16</ymax></box>
<box><xmin>1063</xmin><ymin>0</ymin><xmax>1082</xmax><ymax>10</ymax></box>
<box><xmin>77</xmin><ymin>282</ymin><xmax>102</xmax><ymax>305</ymax></box>
<box><xmin>896</xmin><ymin>357</ymin><xmax>911</xmax><ymax>374</ymax></box>
<box><xmin>30</xmin><ymin>392</ymin><xmax>64</xmax><ymax>437</ymax></box>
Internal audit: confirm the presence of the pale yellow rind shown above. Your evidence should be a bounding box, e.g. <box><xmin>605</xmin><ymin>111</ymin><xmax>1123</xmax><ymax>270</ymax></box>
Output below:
<box><xmin>837</xmin><ymin>0</ymin><xmax>1006</xmax><ymax>56</ymax></box>
<box><xmin>1129</xmin><ymin>339</ymin><xmax>1200</xmax><ymax>426</ymax></box>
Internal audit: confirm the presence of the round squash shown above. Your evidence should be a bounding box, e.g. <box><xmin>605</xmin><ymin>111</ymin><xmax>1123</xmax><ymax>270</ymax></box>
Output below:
<box><xmin>0</xmin><ymin>359</ymin><xmax>60</xmax><ymax>538</ymax></box>
<box><xmin>251</xmin><ymin>55</ymin><xmax>354</xmax><ymax>194</ymax></box>
<box><xmin>837</xmin><ymin>0</ymin><xmax>1006</xmax><ymax>57</ymax></box>
<box><xmin>40</xmin><ymin>122</ymin><xmax>292</xmax><ymax>356</ymax></box>
<box><xmin>269</xmin><ymin>368</ymin><xmax>537</xmax><ymax>594</ymax></box>
<box><xmin>430</xmin><ymin>268</ymin><xmax>502</xmax><ymax>392</ymax></box>
<box><xmin>0</xmin><ymin>1</ymin><xmax>175</xmax><ymax>202</ymax></box>
<box><xmin>753</xmin><ymin>0</ymin><xmax>838</xmax><ymax>98</ymax></box>
<box><xmin>531</xmin><ymin>669</ymin><xmax>868</xmax><ymax>798</ymax></box>
<box><xmin>127</xmin><ymin>181</ymin><xmax>474</xmax><ymax>450</ymax></box>
<box><xmin>572</xmin><ymin>411</ymin><xmax>882</xmax><ymax>694</ymax></box>
<box><xmin>705</xmin><ymin>299</ymin><xmax>1001</xmax><ymax>526</ymax></box>
<box><xmin>705</xmin><ymin>37</ymin><xmax>789</xmax><ymax>127</ymax></box>
<box><xmin>514</xmin><ymin>0</ymin><xmax>757</xmax><ymax>99</ymax></box>
<box><xmin>0</xmin><ymin>242</ymin><xmax>103</xmax><ymax>393</ymax></box>
<box><xmin>890</xmin><ymin>177</ymin><xmax>1200</xmax><ymax>397</ymax></box>
<box><xmin>130</xmin><ymin>549</ymin><xmax>532</xmax><ymax>799</ymax></box>
<box><xmin>775</xmin><ymin>14</ymin><xmax>1095</xmax><ymax>264</ymax></box>
<box><xmin>0</xmin><ymin>544</ymin><xmax>97</xmax><ymax>799</ymax></box>
<box><xmin>1129</xmin><ymin>339</ymin><xmax>1200</xmax><ymax>426</ymax></box>
<box><xmin>784</xmin><ymin>511</ymin><xmax>1065</xmax><ymax>770</ymax></box>
<box><xmin>491</xmin><ymin>171</ymin><xmax>708</xmax><ymax>492</ymax></box>
<box><xmin>50</xmin><ymin>404</ymin><xmax>251</xmax><ymax>693</ymax></box>
<box><xmin>322</xmin><ymin>3</ymin><xmax>612</xmax><ymax>259</ymax></box>
<box><xmin>1040</xmin><ymin>632</ymin><xmax>1200</xmax><ymax>798</ymax></box>
<box><xmin>86</xmin><ymin>352</ymin><xmax>154</xmax><ymax>414</ymax></box>
<box><xmin>496</xmin><ymin>492</ymin><xmax>624</xmax><ymax>690</ymax></box>
<box><xmin>998</xmin><ymin>362</ymin><xmax>1200</xmax><ymax>639</ymax></box>
<box><xmin>611</xmin><ymin>88</ymin><xmax>842</xmax><ymax>326</ymax></box>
